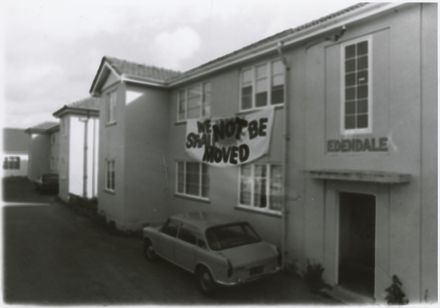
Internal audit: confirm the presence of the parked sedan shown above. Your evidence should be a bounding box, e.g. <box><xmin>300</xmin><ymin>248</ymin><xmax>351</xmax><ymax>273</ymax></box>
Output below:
<box><xmin>35</xmin><ymin>173</ymin><xmax>59</xmax><ymax>193</ymax></box>
<box><xmin>142</xmin><ymin>211</ymin><xmax>281</xmax><ymax>294</ymax></box>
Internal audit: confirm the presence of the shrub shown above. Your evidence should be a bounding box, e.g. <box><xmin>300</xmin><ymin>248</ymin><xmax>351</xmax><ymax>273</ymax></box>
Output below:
<box><xmin>385</xmin><ymin>275</ymin><xmax>409</xmax><ymax>305</ymax></box>
<box><xmin>304</xmin><ymin>260</ymin><xmax>326</xmax><ymax>292</ymax></box>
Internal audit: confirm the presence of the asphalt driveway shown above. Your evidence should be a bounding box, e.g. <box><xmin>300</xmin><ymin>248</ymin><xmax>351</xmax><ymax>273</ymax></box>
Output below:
<box><xmin>3</xmin><ymin>177</ymin><xmax>336</xmax><ymax>305</ymax></box>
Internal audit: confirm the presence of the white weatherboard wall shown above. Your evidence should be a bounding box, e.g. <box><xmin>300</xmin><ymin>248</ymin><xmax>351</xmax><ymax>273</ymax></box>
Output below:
<box><xmin>68</xmin><ymin>116</ymin><xmax>99</xmax><ymax>199</ymax></box>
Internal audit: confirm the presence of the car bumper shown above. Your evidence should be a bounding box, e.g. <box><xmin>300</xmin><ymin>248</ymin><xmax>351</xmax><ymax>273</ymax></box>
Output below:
<box><xmin>215</xmin><ymin>266</ymin><xmax>281</xmax><ymax>287</ymax></box>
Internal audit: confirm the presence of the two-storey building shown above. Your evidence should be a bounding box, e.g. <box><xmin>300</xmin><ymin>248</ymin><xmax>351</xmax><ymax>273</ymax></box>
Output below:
<box><xmin>90</xmin><ymin>3</ymin><xmax>437</xmax><ymax>303</ymax></box>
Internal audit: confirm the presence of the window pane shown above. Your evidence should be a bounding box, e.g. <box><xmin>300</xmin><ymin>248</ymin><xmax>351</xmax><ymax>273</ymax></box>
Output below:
<box><xmin>357</xmin><ymin>70</ymin><xmax>368</xmax><ymax>84</ymax></box>
<box><xmin>202</xmin><ymin>164</ymin><xmax>209</xmax><ymax>197</ymax></box>
<box><xmin>357</xmin><ymin>55</ymin><xmax>368</xmax><ymax>70</ymax></box>
<box><xmin>240</xmin><ymin>165</ymin><xmax>252</xmax><ymax>205</ymax></box>
<box><xmin>345</xmin><ymin>101</ymin><xmax>355</xmax><ymax>115</ymax></box>
<box><xmin>345</xmin><ymin>87</ymin><xmax>355</xmax><ymax>100</ymax></box>
<box><xmin>202</xmin><ymin>83</ymin><xmax>211</xmax><ymax>117</ymax></box>
<box><xmin>241</xmin><ymin>86</ymin><xmax>252</xmax><ymax>110</ymax></box>
<box><xmin>272</xmin><ymin>60</ymin><xmax>283</xmax><ymax>75</ymax></box>
<box><xmin>357</xmin><ymin>41</ymin><xmax>368</xmax><ymax>55</ymax></box>
<box><xmin>345</xmin><ymin>73</ymin><xmax>356</xmax><ymax>86</ymax></box>
<box><xmin>254</xmin><ymin>165</ymin><xmax>267</xmax><ymax>208</ymax></box>
<box><xmin>271</xmin><ymin>85</ymin><xmax>284</xmax><ymax>105</ymax></box>
<box><xmin>242</xmin><ymin>68</ymin><xmax>252</xmax><ymax>83</ymax></box>
<box><xmin>345</xmin><ymin>44</ymin><xmax>356</xmax><ymax>59</ymax></box>
<box><xmin>256</xmin><ymin>64</ymin><xmax>267</xmax><ymax>78</ymax></box>
<box><xmin>187</xmin><ymin>86</ymin><xmax>202</xmax><ymax>119</ymax></box>
<box><xmin>345</xmin><ymin>59</ymin><xmax>356</xmax><ymax>73</ymax></box>
<box><xmin>345</xmin><ymin>115</ymin><xmax>355</xmax><ymax>129</ymax></box>
<box><xmin>270</xmin><ymin>165</ymin><xmax>282</xmax><ymax>211</ymax></box>
<box><xmin>357</xmin><ymin>114</ymin><xmax>368</xmax><ymax>128</ymax></box>
<box><xmin>255</xmin><ymin>92</ymin><xmax>268</xmax><ymax>107</ymax></box>
<box><xmin>357</xmin><ymin>85</ymin><xmax>368</xmax><ymax>99</ymax></box>
<box><xmin>185</xmin><ymin>162</ymin><xmax>200</xmax><ymax>196</ymax></box>
<box><xmin>357</xmin><ymin>99</ymin><xmax>368</xmax><ymax>113</ymax></box>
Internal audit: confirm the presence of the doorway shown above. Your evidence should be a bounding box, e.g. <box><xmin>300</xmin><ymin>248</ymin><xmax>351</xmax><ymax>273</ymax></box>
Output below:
<box><xmin>339</xmin><ymin>192</ymin><xmax>376</xmax><ymax>297</ymax></box>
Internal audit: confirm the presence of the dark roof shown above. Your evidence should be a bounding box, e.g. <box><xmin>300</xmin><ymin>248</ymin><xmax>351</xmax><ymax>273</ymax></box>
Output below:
<box><xmin>53</xmin><ymin>97</ymin><xmax>99</xmax><ymax>118</ymax></box>
<box><xmin>3</xmin><ymin>128</ymin><xmax>28</xmax><ymax>153</ymax></box>
<box><xmin>105</xmin><ymin>57</ymin><xmax>181</xmax><ymax>81</ymax></box>
<box><xmin>68</xmin><ymin>97</ymin><xmax>99</xmax><ymax>110</ymax></box>
<box><xmin>25</xmin><ymin>121</ymin><xmax>59</xmax><ymax>134</ymax></box>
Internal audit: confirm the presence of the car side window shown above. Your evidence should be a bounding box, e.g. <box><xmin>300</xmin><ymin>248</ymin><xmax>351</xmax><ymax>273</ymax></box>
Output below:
<box><xmin>197</xmin><ymin>239</ymin><xmax>207</xmax><ymax>249</ymax></box>
<box><xmin>162</xmin><ymin>219</ymin><xmax>179</xmax><ymax>237</ymax></box>
<box><xmin>178</xmin><ymin>225</ymin><xmax>196</xmax><ymax>245</ymax></box>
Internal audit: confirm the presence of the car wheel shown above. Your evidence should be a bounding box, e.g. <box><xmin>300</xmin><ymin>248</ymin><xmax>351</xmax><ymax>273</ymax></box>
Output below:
<box><xmin>197</xmin><ymin>267</ymin><xmax>216</xmax><ymax>295</ymax></box>
<box><xmin>143</xmin><ymin>240</ymin><xmax>157</xmax><ymax>262</ymax></box>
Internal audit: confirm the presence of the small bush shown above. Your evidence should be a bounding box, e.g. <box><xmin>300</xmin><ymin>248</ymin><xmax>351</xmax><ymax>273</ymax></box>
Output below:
<box><xmin>304</xmin><ymin>260</ymin><xmax>326</xmax><ymax>292</ymax></box>
<box><xmin>385</xmin><ymin>275</ymin><xmax>409</xmax><ymax>305</ymax></box>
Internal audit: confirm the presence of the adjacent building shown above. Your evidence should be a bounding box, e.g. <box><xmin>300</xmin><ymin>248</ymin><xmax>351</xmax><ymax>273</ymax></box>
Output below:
<box><xmin>89</xmin><ymin>3</ymin><xmax>437</xmax><ymax>303</ymax></box>
<box><xmin>53</xmin><ymin>97</ymin><xmax>100</xmax><ymax>201</ymax></box>
<box><xmin>2</xmin><ymin>128</ymin><xmax>29</xmax><ymax>177</ymax></box>
<box><xmin>25</xmin><ymin>122</ymin><xmax>60</xmax><ymax>182</ymax></box>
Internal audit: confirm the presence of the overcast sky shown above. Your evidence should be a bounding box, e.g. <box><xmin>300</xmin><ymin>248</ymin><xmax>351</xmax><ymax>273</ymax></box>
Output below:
<box><xmin>2</xmin><ymin>0</ymin><xmax>360</xmax><ymax>129</ymax></box>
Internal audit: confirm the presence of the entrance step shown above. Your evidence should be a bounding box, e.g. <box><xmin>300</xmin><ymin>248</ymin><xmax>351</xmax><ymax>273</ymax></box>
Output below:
<box><xmin>321</xmin><ymin>286</ymin><xmax>375</xmax><ymax>304</ymax></box>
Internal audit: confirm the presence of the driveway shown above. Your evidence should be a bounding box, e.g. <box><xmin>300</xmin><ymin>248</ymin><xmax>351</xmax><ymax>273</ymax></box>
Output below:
<box><xmin>3</xmin><ymin>177</ymin><xmax>336</xmax><ymax>305</ymax></box>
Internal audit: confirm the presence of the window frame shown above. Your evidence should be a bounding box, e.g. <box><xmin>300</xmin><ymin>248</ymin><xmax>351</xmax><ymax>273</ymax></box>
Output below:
<box><xmin>3</xmin><ymin>156</ymin><xmax>20</xmax><ymax>170</ymax></box>
<box><xmin>239</xmin><ymin>59</ymin><xmax>285</xmax><ymax>112</ymax></box>
<box><xmin>176</xmin><ymin>82</ymin><xmax>211</xmax><ymax>122</ymax></box>
<box><xmin>237</xmin><ymin>163</ymin><xmax>283</xmax><ymax>215</ymax></box>
<box><xmin>340</xmin><ymin>35</ymin><xmax>373</xmax><ymax>135</ymax></box>
<box><xmin>175</xmin><ymin>161</ymin><xmax>209</xmax><ymax>201</ymax></box>
<box><xmin>105</xmin><ymin>159</ymin><xmax>116</xmax><ymax>192</ymax></box>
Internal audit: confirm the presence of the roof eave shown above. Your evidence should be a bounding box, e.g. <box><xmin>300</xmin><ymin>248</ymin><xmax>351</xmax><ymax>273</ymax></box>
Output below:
<box><xmin>53</xmin><ymin>106</ymin><xmax>99</xmax><ymax>118</ymax></box>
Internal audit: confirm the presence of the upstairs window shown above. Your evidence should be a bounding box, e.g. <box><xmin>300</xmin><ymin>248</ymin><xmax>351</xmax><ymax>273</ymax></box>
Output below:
<box><xmin>342</xmin><ymin>37</ymin><xmax>371</xmax><ymax>133</ymax></box>
<box><xmin>177</xmin><ymin>82</ymin><xmax>211</xmax><ymax>121</ymax></box>
<box><xmin>240</xmin><ymin>59</ymin><xmax>285</xmax><ymax>111</ymax></box>
<box><xmin>107</xmin><ymin>91</ymin><xmax>117</xmax><ymax>124</ymax></box>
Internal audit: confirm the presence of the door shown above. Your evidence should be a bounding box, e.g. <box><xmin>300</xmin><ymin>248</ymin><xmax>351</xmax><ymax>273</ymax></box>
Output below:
<box><xmin>339</xmin><ymin>192</ymin><xmax>376</xmax><ymax>297</ymax></box>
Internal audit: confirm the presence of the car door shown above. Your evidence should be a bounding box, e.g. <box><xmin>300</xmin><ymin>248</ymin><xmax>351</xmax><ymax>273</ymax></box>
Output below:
<box><xmin>174</xmin><ymin>223</ymin><xmax>198</xmax><ymax>271</ymax></box>
<box><xmin>155</xmin><ymin>219</ymin><xmax>180</xmax><ymax>262</ymax></box>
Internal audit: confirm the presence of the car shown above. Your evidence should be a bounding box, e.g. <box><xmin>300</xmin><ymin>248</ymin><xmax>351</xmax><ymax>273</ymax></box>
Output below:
<box><xmin>35</xmin><ymin>173</ymin><xmax>59</xmax><ymax>193</ymax></box>
<box><xmin>142</xmin><ymin>211</ymin><xmax>281</xmax><ymax>294</ymax></box>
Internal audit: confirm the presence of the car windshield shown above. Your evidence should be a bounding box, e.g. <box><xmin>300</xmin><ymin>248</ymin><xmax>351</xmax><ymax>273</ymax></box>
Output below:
<box><xmin>205</xmin><ymin>222</ymin><xmax>261</xmax><ymax>251</ymax></box>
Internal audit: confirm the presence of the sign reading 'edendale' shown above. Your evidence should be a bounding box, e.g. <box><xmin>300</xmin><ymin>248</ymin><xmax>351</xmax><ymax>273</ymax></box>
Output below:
<box><xmin>327</xmin><ymin>137</ymin><xmax>388</xmax><ymax>152</ymax></box>
<box><xmin>185</xmin><ymin>107</ymin><xmax>274</xmax><ymax>167</ymax></box>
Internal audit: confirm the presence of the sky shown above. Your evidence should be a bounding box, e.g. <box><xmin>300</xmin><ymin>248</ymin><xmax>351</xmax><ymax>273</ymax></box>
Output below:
<box><xmin>2</xmin><ymin>0</ymin><xmax>361</xmax><ymax>129</ymax></box>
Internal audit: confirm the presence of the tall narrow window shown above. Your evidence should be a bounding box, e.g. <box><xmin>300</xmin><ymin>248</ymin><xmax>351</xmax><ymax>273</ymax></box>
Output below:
<box><xmin>241</xmin><ymin>68</ymin><xmax>253</xmax><ymax>110</ymax></box>
<box><xmin>105</xmin><ymin>159</ymin><xmax>115</xmax><ymax>191</ymax></box>
<box><xmin>239</xmin><ymin>164</ymin><xmax>282</xmax><ymax>213</ymax></box>
<box><xmin>176</xmin><ymin>161</ymin><xmax>209</xmax><ymax>199</ymax></box>
<box><xmin>187</xmin><ymin>85</ymin><xmax>202</xmax><ymax>119</ymax></box>
<box><xmin>107</xmin><ymin>91</ymin><xmax>117</xmax><ymax>124</ymax></box>
<box><xmin>255</xmin><ymin>64</ymin><xmax>268</xmax><ymax>107</ymax></box>
<box><xmin>271</xmin><ymin>60</ymin><xmax>284</xmax><ymax>105</ymax></box>
<box><xmin>343</xmin><ymin>38</ymin><xmax>370</xmax><ymax>132</ymax></box>
<box><xmin>202</xmin><ymin>83</ymin><xmax>211</xmax><ymax>117</ymax></box>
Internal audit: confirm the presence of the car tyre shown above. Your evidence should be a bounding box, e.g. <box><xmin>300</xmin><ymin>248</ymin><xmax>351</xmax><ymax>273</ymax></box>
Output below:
<box><xmin>143</xmin><ymin>239</ymin><xmax>157</xmax><ymax>262</ymax></box>
<box><xmin>197</xmin><ymin>267</ymin><xmax>216</xmax><ymax>295</ymax></box>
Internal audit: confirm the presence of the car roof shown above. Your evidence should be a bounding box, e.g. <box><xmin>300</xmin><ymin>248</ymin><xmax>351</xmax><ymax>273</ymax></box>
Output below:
<box><xmin>171</xmin><ymin>211</ymin><xmax>244</xmax><ymax>231</ymax></box>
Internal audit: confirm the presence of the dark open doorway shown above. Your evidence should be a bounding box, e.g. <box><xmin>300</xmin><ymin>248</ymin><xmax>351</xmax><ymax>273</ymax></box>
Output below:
<box><xmin>339</xmin><ymin>192</ymin><xmax>376</xmax><ymax>297</ymax></box>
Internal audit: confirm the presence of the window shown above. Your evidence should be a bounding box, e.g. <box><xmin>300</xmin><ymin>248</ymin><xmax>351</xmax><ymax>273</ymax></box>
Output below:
<box><xmin>206</xmin><ymin>222</ymin><xmax>261</xmax><ymax>251</ymax></box>
<box><xmin>3</xmin><ymin>156</ymin><xmax>20</xmax><ymax>170</ymax></box>
<box><xmin>176</xmin><ymin>161</ymin><xmax>209</xmax><ymax>199</ymax></box>
<box><xmin>240</xmin><ymin>60</ymin><xmax>285</xmax><ymax>110</ymax></box>
<box><xmin>239</xmin><ymin>164</ymin><xmax>282</xmax><ymax>212</ymax></box>
<box><xmin>162</xmin><ymin>219</ymin><xmax>179</xmax><ymax>237</ymax></box>
<box><xmin>107</xmin><ymin>91</ymin><xmax>117</xmax><ymax>124</ymax></box>
<box><xmin>177</xmin><ymin>82</ymin><xmax>211</xmax><ymax>121</ymax></box>
<box><xmin>105</xmin><ymin>159</ymin><xmax>115</xmax><ymax>191</ymax></box>
<box><xmin>178</xmin><ymin>225</ymin><xmax>197</xmax><ymax>245</ymax></box>
<box><xmin>342</xmin><ymin>37</ymin><xmax>371</xmax><ymax>133</ymax></box>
